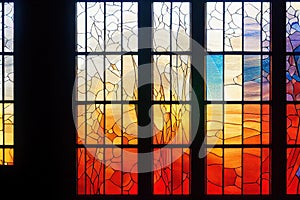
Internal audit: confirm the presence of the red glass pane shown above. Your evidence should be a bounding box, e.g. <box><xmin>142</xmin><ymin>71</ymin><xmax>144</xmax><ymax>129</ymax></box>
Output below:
<box><xmin>287</xmin><ymin>104</ymin><xmax>300</xmax><ymax>144</ymax></box>
<box><xmin>206</xmin><ymin>148</ymin><xmax>270</xmax><ymax>195</ymax></box>
<box><xmin>77</xmin><ymin>148</ymin><xmax>138</xmax><ymax>195</ymax></box>
<box><xmin>153</xmin><ymin>148</ymin><xmax>190</xmax><ymax>194</ymax></box>
<box><xmin>287</xmin><ymin>148</ymin><xmax>300</xmax><ymax>194</ymax></box>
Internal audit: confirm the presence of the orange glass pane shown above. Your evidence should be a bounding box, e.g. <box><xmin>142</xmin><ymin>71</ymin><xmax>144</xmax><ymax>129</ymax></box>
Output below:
<box><xmin>153</xmin><ymin>104</ymin><xmax>190</xmax><ymax>145</ymax></box>
<box><xmin>206</xmin><ymin>104</ymin><xmax>270</xmax><ymax>145</ymax></box>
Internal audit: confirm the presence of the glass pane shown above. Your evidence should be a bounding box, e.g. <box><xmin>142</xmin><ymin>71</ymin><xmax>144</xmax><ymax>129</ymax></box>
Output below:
<box><xmin>153</xmin><ymin>148</ymin><xmax>190</xmax><ymax>194</ymax></box>
<box><xmin>244</xmin><ymin>55</ymin><xmax>261</xmax><ymax>101</ymax></box>
<box><xmin>153</xmin><ymin>2</ymin><xmax>171</xmax><ymax>52</ymax></box>
<box><xmin>153</xmin><ymin>104</ymin><xmax>190</xmax><ymax>145</ymax></box>
<box><xmin>153</xmin><ymin>2</ymin><xmax>190</xmax><ymax>52</ymax></box>
<box><xmin>206</xmin><ymin>55</ymin><xmax>223</xmax><ymax>101</ymax></box>
<box><xmin>206</xmin><ymin>148</ymin><xmax>270</xmax><ymax>194</ymax></box>
<box><xmin>206</xmin><ymin>2</ymin><xmax>223</xmax><ymax>51</ymax></box>
<box><xmin>87</xmin><ymin>2</ymin><xmax>105</xmax><ymax>52</ymax></box>
<box><xmin>207</xmin><ymin>2</ymin><xmax>270</xmax><ymax>52</ymax></box>
<box><xmin>224</xmin><ymin>2</ymin><xmax>242</xmax><ymax>51</ymax></box>
<box><xmin>286</xmin><ymin>2</ymin><xmax>300</xmax><ymax>52</ymax></box>
<box><xmin>82</xmin><ymin>2</ymin><xmax>138</xmax><ymax>52</ymax></box>
<box><xmin>244</xmin><ymin>2</ymin><xmax>261</xmax><ymax>51</ymax></box>
<box><xmin>224</xmin><ymin>55</ymin><xmax>242</xmax><ymax>101</ymax></box>
<box><xmin>287</xmin><ymin>104</ymin><xmax>300</xmax><ymax>144</ymax></box>
<box><xmin>4</xmin><ymin>3</ymin><xmax>13</xmax><ymax>52</ymax></box>
<box><xmin>206</xmin><ymin>104</ymin><xmax>270</xmax><ymax>145</ymax></box>
<box><xmin>286</xmin><ymin>54</ymin><xmax>300</xmax><ymax>101</ymax></box>
<box><xmin>77</xmin><ymin>148</ymin><xmax>138</xmax><ymax>195</ymax></box>
<box><xmin>287</xmin><ymin>148</ymin><xmax>300</xmax><ymax>194</ymax></box>
<box><xmin>123</xmin><ymin>3</ymin><xmax>138</xmax><ymax>52</ymax></box>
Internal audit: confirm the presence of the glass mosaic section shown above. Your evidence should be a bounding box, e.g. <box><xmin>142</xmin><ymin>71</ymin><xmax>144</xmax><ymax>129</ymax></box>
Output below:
<box><xmin>77</xmin><ymin>148</ymin><xmax>138</xmax><ymax>194</ymax></box>
<box><xmin>206</xmin><ymin>104</ymin><xmax>270</xmax><ymax>145</ymax></box>
<box><xmin>153</xmin><ymin>2</ymin><xmax>190</xmax><ymax>52</ymax></box>
<box><xmin>77</xmin><ymin>2</ymin><xmax>138</xmax><ymax>52</ymax></box>
<box><xmin>76</xmin><ymin>2</ymin><xmax>138</xmax><ymax>195</ymax></box>
<box><xmin>153</xmin><ymin>148</ymin><xmax>190</xmax><ymax>194</ymax></box>
<box><xmin>205</xmin><ymin>2</ymin><xmax>271</xmax><ymax>195</ymax></box>
<box><xmin>206</xmin><ymin>2</ymin><xmax>270</xmax><ymax>52</ymax></box>
<box><xmin>206</xmin><ymin>148</ymin><xmax>270</xmax><ymax>194</ymax></box>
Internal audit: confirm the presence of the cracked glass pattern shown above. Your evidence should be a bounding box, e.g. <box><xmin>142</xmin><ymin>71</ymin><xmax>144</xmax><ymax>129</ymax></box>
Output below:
<box><xmin>287</xmin><ymin>2</ymin><xmax>300</xmax><ymax>52</ymax></box>
<box><xmin>153</xmin><ymin>104</ymin><xmax>190</xmax><ymax>145</ymax></box>
<box><xmin>206</xmin><ymin>148</ymin><xmax>270</xmax><ymax>194</ymax></box>
<box><xmin>76</xmin><ymin>54</ymin><xmax>138</xmax><ymax>101</ymax></box>
<box><xmin>77</xmin><ymin>148</ymin><xmax>138</xmax><ymax>195</ymax></box>
<box><xmin>205</xmin><ymin>2</ymin><xmax>271</xmax><ymax>195</ymax></box>
<box><xmin>287</xmin><ymin>104</ymin><xmax>300</xmax><ymax>144</ymax></box>
<box><xmin>287</xmin><ymin>148</ymin><xmax>300</xmax><ymax>194</ymax></box>
<box><xmin>76</xmin><ymin>104</ymin><xmax>138</xmax><ymax>146</ymax></box>
<box><xmin>153</xmin><ymin>55</ymin><xmax>191</xmax><ymax>101</ymax></box>
<box><xmin>286</xmin><ymin>3</ymin><xmax>300</xmax><ymax>195</ymax></box>
<box><xmin>153</xmin><ymin>148</ymin><xmax>190</xmax><ymax>194</ymax></box>
<box><xmin>77</xmin><ymin>2</ymin><xmax>138</xmax><ymax>52</ymax></box>
<box><xmin>206</xmin><ymin>2</ymin><xmax>270</xmax><ymax>52</ymax></box>
<box><xmin>206</xmin><ymin>104</ymin><xmax>270</xmax><ymax>145</ymax></box>
<box><xmin>153</xmin><ymin>2</ymin><xmax>190</xmax><ymax>52</ymax></box>
<box><xmin>206</xmin><ymin>55</ymin><xmax>270</xmax><ymax>102</ymax></box>
<box><xmin>151</xmin><ymin>3</ymin><xmax>191</xmax><ymax>195</ymax></box>
<box><xmin>286</xmin><ymin>2</ymin><xmax>300</xmax><ymax>101</ymax></box>
<box><xmin>76</xmin><ymin>2</ymin><xmax>138</xmax><ymax>195</ymax></box>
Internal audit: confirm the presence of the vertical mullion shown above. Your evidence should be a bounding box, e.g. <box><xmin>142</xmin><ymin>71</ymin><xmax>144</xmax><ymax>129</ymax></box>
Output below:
<box><xmin>138</xmin><ymin>0</ymin><xmax>152</xmax><ymax>196</ymax></box>
<box><xmin>271</xmin><ymin>0</ymin><xmax>286</xmax><ymax>198</ymax></box>
<box><xmin>191</xmin><ymin>0</ymin><xmax>204</xmax><ymax>198</ymax></box>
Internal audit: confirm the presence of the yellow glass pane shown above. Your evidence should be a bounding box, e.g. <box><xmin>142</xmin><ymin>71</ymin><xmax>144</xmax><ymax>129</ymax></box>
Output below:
<box><xmin>206</xmin><ymin>104</ymin><xmax>223</xmax><ymax>145</ymax></box>
<box><xmin>4</xmin><ymin>148</ymin><xmax>13</xmax><ymax>165</ymax></box>
<box><xmin>153</xmin><ymin>55</ymin><xmax>171</xmax><ymax>101</ymax></box>
<box><xmin>224</xmin><ymin>104</ymin><xmax>242</xmax><ymax>144</ymax></box>
<box><xmin>4</xmin><ymin>103</ymin><xmax>13</xmax><ymax>145</ymax></box>
<box><xmin>123</xmin><ymin>104</ymin><xmax>138</xmax><ymax>145</ymax></box>
<box><xmin>123</xmin><ymin>55</ymin><xmax>138</xmax><ymax>101</ymax></box>
<box><xmin>105</xmin><ymin>104</ymin><xmax>122</xmax><ymax>144</ymax></box>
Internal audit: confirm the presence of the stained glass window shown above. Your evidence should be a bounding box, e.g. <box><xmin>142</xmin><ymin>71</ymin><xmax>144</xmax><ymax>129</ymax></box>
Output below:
<box><xmin>205</xmin><ymin>2</ymin><xmax>271</xmax><ymax>194</ymax></box>
<box><xmin>75</xmin><ymin>1</ymin><xmax>191</xmax><ymax>196</ymax></box>
<box><xmin>152</xmin><ymin>2</ymin><xmax>191</xmax><ymax>194</ymax></box>
<box><xmin>286</xmin><ymin>2</ymin><xmax>300</xmax><ymax>194</ymax></box>
<box><xmin>76</xmin><ymin>1</ymin><xmax>138</xmax><ymax>195</ymax></box>
<box><xmin>0</xmin><ymin>2</ymin><xmax>13</xmax><ymax>166</ymax></box>
<box><xmin>73</xmin><ymin>0</ymin><xmax>292</xmax><ymax>198</ymax></box>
